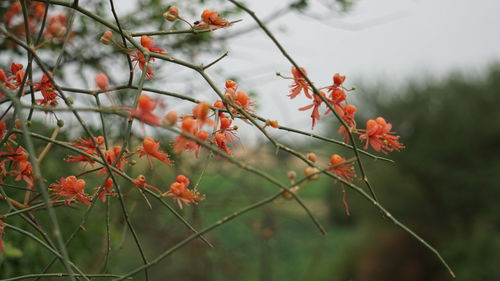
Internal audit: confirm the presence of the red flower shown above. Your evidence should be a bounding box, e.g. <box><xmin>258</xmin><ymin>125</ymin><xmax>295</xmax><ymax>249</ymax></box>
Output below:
<box><xmin>288</xmin><ymin>67</ymin><xmax>311</xmax><ymax>99</ymax></box>
<box><xmin>132</xmin><ymin>174</ymin><xmax>160</xmax><ymax>193</ymax></box>
<box><xmin>162</xmin><ymin>175</ymin><xmax>204</xmax><ymax>209</ymax></box>
<box><xmin>33</xmin><ymin>72</ymin><xmax>58</xmax><ymax>106</ymax></box>
<box><xmin>196</xmin><ymin>10</ymin><xmax>231</xmax><ymax>29</ymax></box>
<box><xmin>50</xmin><ymin>176</ymin><xmax>90</xmax><ymax>206</ymax></box>
<box><xmin>333</xmin><ymin>73</ymin><xmax>346</xmax><ymax>88</ymax></box>
<box><xmin>130</xmin><ymin>94</ymin><xmax>161</xmax><ymax>126</ymax></box>
<box><xmin>360</xmin><ymin>117</ymin><xmax>405</xmax><ymax>153</ymax></box>
<box><xmin>65</xmin><ymin>136</ymin><xmax>105</xmax><ymax>167</ymax></box>
<box><xmin>95</xmin><ymin>178</ymin><xmax>116</xmax><ymax>202</ymax></box>
<box><xmin>298</xmin><ymin>90</ymin><xmax>326</xmax><ymax>129</ymax></box>
<box><xmin>137</xmin><ymin>137</ymin><xmax>173</xmax><ymax>167</ymax></box>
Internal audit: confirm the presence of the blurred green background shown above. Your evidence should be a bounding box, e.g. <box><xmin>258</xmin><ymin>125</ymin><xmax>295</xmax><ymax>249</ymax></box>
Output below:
<box><xmin>2</xmin><ymin>65</ymin><xmax>499</xmax><ymax>281</ymax></box>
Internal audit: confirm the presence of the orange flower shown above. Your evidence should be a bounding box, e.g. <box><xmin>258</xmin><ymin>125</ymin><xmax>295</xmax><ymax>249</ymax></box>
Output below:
<box><xmin>50</xmin><ymin>176</ymin><xmax>90</xmax><ymax>206</ymax></box>
<box><xmin>95</xmin><ymin>178</ymin><xmax>116</xmax><ymax>202</ymax></box>
<box><xmin>140</xmin><ymin>35</ymin><xmax>167</xmax><ymax>55</ymax></box>
<box><xmin>137</xmin><ymin>137</ymin><xmax>173</xmax><ymax>167</ymax></box>
<box><xmin>130</xmin><ymin>94</ymin><xmax>161</xmax><ymax>126</ymax></box>
<box><xmin>173</xmin><ymin>117</ymin><xmax>208</xmax><ymax>157</ymax></box>
<box><xmin>360</xmin><ymin>117</ymin><xmax>404</xmax><ymax>153</ymax></box>
<box><xmin>98</xmin><ymin>146</ymin><xmax>127</xmax><ymax>175</ymax></box>
<box><xmin>130</xmin><ymin>36</ymin><xmax>167</xmax><ymax>80</ymax></box>
<box><xmin>131</xmin><ymin>51</ymin><xmax>155</xmax><ymax>79</ymax></box>
<box><xmin>337</xmin><ymin>104</ymin><xmax>357</xmax><ymax>143</ymax></box>
<box><xmin>288</xmin><ymin>67</ymin><xmax>311</xmax><ymax>99</ymax></box>
<box><xmin>329</xmin><ymin>154</ymin><xmax>355</xmax><ymax>183</ymax></box>
<box><xmin>196</xmin><ymin>9</ymin><xmax>231</xmax><ymax>29</ymax></box>
<box><xmin>192</xmin><ymin>101</ymin><xmax>215</xmax><ymax>127</ymax></box>
<box><xmin>298</xmin><ymin>90</ymin><xmax>326</xmax><ymax>129</ymax></box>
<box><xmin>132</xmin><ymin>174</ymin><xmax>160</xmax><ymax>193</ymax></box>
<box><xmin>223</xmin><ymin>80</ymin><xmax>255</xmax><ymax>114</ymax></box>
<box><xmin>214</xmin><ymin>133</ymin><xmax>232</xmax><ymax>155</ymax></box>
<box><xmin>162</xmin><ymin>175</ymin><xmax>204</xmax><ymax>209</ymax></box>
<box><xmin>328</xmin><ymin>154</ymin><xmax>354</xmax><ymax>215</ymax></box>
<box><xmin>4</xmin><ymin>2</ymin><xmax>21</xmax><ymax>28</ymax></box>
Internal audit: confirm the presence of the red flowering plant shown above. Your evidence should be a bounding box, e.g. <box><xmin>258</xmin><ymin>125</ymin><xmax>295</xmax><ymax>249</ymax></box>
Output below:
<box><xmin>0</xmin><ymin>1</ymin><xmax>455</xmax><ymax>280</ymax></box>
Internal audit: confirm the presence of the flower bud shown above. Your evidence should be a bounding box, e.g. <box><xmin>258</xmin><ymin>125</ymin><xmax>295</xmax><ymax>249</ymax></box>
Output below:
<box><xmin>266</xmin><ymin>119</ymin><xmax>279</xmax><ymax>128</ymax></box>
<box><xmin>57</xmin><ymin>119</ymin><xmax>64</xmax><ymax>128</ymax></box>
<box><xmin>307</xmin><ymin>152</ymin><xmax>317</xmax><ymax>163</ymax></box>
<box><xmin>304</xmin><ymin>167</ymin><xmax>320</xmax><ymax>181</ymax></box>
<box><xmin>164</xmin><ymin>111</ymin><xmax>177</xmax><ymax>126</ymax></box>
<box><xmin>95</xmin><ymin>73</ymin><xmax>109</xmax><ymax>90</ymax></box>
<box><xmin>163</xmin><ymin>6</ymin><xmax>179</xmax><ymax>22</ymax></box>
<box><xmin>287</xmin><ymin>171</ymin><xmax>296</xmax><ymax>180</ymax></box>
<box><xmin>281</xmin><ymin>189</ymin><xmax>294</xmax><ymax>200</ymax></box>
<box><xmin>100</xmin><ymin>31</ymin><xmax>113</xmax><ymax>45</ymax></box>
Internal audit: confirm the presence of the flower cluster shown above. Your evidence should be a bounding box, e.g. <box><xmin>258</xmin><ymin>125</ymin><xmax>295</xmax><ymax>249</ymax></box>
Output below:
<box><xmin>283</xmin><ymin>67</ymin><xmax>404</xmax><ymax>153</ymax></box>
<box><xmin>4</xmin><ymin>2</ymin><xmax>74</xmax><ymax>49</ymax></box>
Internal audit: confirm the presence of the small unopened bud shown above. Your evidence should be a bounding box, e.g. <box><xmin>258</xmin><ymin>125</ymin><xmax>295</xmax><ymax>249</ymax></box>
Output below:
<box><xmin>100</xmin><ymin>31</ymin><xmax>113</xmax><ymax>45</ymax></box>
<box><xmin>130</xmin><ymin>159</ymin><xmax>137</xmax><ymax>166</ymax></box>
<box><xmin>164</xmin><ymin>110</ymin><xmax>177</xmax><ymax>125</ymax></box>
<box><xmin>287</xmin><ymin>171</ymin><xmax>296</xmax><ymax>180</ymax></box>
<box><xmin>163</xmin><ymin>6</ymin><xmax>179</xmax><ymax>22</ymax></box>
<box><xmin>266</xmin><ymin>119</ymin><xmax>279</xmax><ymax>128</ymax></box>
<box><xmin>57</xmin><ymin>119</ymin><xmax>64</xmax><ymax>127</ymax></box>
<box><xmin>307</xmin><ymin>152</ymin><xmax>317</xmax><ymax>163</ymax></box>
<box><xmin>95</xmin><ymin>73</ymin><xmax>109</xmax><ymax>90</ymax></box>
<box><xmin>304</xmin><ymin>167</ymin><xmax>320</xmax><ymax>181</ymax></box>
<box><xmin>26</xmin><ymin>120</ymin><xmax>32</xmax><ymax>127</ymax></box>
<box><xmin>281</xmin><ymin>189</ymin><xmax>294</xmax><ymax>200</ymax></box>
<box><xmin>15</xmin><ymin>120</ymin><xmax>21</xmax><ymax>129</ymax></box>
<box><xmin>66</xmin><ymin>97</ymin><xmax>74</xmax><ymax>105</ymax></box>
